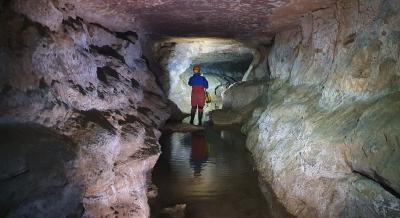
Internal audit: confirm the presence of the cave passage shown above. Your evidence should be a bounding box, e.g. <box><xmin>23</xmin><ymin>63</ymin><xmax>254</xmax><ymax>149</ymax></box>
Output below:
<box><xmin>151</xmin><ymin>127</ymin><xmax>293</xmax><ymax>218</ymax></box>
<box><xmin>2</xmin><ymin>0</ymin><xmax>400</xmax><ymax>217</ymax></box>
<box><xmin>146</xmin><ymin>37</ymin><xmax>286</xmax><ymax>217</ymax></box>
<box><xmin>148</xmin><ymin>37</ymin><xmax>256</xmax><ymax>114</ymax></box>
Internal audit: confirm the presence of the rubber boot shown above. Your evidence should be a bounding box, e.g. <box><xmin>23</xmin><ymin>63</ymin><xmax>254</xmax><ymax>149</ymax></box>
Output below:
<box><xmin>190</xmin><ymin>108</ymin><xmax>196</xmax><ymax>125</ymax></box>
<box><xmin>198</xmin><ymin>112</ymin><xmax>203</xmax><ymax>126</ymax></box>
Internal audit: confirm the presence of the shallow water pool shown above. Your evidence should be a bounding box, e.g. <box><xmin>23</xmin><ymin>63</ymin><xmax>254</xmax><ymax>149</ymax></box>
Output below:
<box><xmin>151</xmin><ymin>126</ymin><xmax>294</xmax><ymax>218</ymax></box>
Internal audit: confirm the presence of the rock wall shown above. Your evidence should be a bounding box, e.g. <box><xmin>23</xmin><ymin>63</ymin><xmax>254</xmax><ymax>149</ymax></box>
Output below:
<box><xmin>0</xmin><ymin>2</ymin><xmax>169</xmax><ymax>217</ymax></box>
<box><xmin>222</xmin><ymin>80</ymin><xmax>267</xmax><ymax>111</ymax></box>
<box><xmin>243</xmin><ymin>0</ymin><xmax>400</xmax><ymax>217</ymax></box>
<box><xmin>242</xmin><ymin>46</ymin><xmax>270</xmax><ymax>81</ymax></box>
<box><xmin>210</xmin><ymin>45</ymin><xmax>270</xmax><ymax>126</ymax></box>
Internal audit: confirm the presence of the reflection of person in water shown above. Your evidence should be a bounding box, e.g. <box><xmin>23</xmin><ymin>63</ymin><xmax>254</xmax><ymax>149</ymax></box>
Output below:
<box><xmin>190</xmin><ymin>132</ymin><xmax>209</xmax><ymax>176</ymax></box>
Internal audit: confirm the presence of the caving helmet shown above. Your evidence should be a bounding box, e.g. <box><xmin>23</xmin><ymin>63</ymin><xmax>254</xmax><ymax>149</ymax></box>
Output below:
<box><xmin>193</xmin><ymin>65</ymin><xmax>201</xmax><ymax>73</ymax></box>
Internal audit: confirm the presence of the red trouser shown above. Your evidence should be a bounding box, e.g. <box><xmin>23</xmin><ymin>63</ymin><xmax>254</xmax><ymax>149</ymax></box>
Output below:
<box><xmin>191</xmin><ymin>86</ymin><xmax>205</xmax><ymax>112</ymax></box>
<box><xmin>191</xmin><ymin>133</ymin><xmax>208</xmax><ymax>162</ymax></box>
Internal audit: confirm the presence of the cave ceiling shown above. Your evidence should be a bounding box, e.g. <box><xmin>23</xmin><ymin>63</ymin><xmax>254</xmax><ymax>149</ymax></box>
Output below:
<box><xmin>57</xmin><ymin>0</ymin><xmax>337</xmax><ymax>39</ymax></box>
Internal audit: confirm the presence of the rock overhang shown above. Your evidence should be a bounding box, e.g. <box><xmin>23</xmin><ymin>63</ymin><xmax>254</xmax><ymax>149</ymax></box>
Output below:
<box><xmin>52</xmin><ymin>0</ymin><xmax>338</xmax><ymax>39</ymax></box>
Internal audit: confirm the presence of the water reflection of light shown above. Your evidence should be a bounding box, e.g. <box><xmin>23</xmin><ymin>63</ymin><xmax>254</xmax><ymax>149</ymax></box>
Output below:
<box><xmin>169</xmin><ymin>132</ymin><xmax>221</xmax><ymax>198</ymax></box>
<box><xmin>221</xmin><ymin>131</ymin><xmax>226</xmax><ymax>139</ymax></box>
<box><xmin>154</xmin><ymin>130</ymin><xmax>294</xmax><ymax>217</ymax></box>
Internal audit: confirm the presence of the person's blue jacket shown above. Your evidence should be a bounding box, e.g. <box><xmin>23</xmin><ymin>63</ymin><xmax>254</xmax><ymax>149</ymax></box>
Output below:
<box><xmin>188</xmin><ymin>73</ymin><xmax>208</xmax><ymax>89</ymax></box>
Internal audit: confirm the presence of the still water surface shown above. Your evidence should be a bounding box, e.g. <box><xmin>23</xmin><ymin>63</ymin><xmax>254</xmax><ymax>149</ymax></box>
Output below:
<box><xmin>151</xmin><ymin>126</ymin><xmax>294</xmax><ymax>218</ymax></box>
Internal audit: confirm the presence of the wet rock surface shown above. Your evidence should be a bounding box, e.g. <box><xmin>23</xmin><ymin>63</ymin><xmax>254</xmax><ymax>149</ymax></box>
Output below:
<box><xmin>0</xmin><ymin>5</ymin><xmax>169</xmax><ymax>217</ymax></box>
<box><xmin>210</xmin><ymin>59</ymin><xmax>269</xmax><ymax>126</ymax></box>
<box><xmin>162</xmin><ymin>122</ymin><xmax>204</xmax><ymax>133</ymax></box>
<box><xmin>0</xmin><ymin>124</ymin><xmax>82</xmax><ymax>218</ymax></box>
<box><xmin>240</xmin><ymin>0</ymin><xmax>400</xmax><ymax>217</ymax></box>
<box><xmin>222</xmin><ymin>80</ymin><xmax>267</xmax><ymax>110</ymax></box>
<box><xmin>209</xmin><ymin>109</ymin><xmax>243</xmax><ymax>126</ymax></box>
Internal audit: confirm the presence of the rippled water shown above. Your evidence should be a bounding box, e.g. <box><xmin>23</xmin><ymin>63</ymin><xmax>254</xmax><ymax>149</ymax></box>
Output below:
<box><xmin>151</xmin><ymin>126</ymin><xmax>294</xmax><ymax>218</ymax></box>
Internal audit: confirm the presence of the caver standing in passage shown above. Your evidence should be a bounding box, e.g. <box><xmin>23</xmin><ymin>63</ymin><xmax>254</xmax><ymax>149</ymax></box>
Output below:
<box><xmin>188</xmin><ymin>65</ymin><xmax>209</xmax><ymax>125</ymax></box>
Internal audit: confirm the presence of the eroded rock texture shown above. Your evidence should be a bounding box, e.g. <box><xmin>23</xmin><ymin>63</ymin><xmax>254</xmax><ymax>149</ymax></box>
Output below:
<box><xmin>0</xmin><ymin>3</ymin><xmax>169</xmax><ymax>217</ymax></box>
<box><xmin>242</xmin><ymin>0</ymin><xmax>400</xmax><ymax>217</ymax></box>
<box><xmin>45</xmin><ymin>0</ymin><xmax>337</xmax><ymax>37</ymax></box>
<box><xmin>210</xmin><ymin>45</ymin><xmax>270</xmax><ymax>126</ymax></box>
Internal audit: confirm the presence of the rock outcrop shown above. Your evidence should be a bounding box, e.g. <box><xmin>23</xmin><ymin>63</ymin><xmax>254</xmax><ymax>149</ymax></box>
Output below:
<box><xmin>0</xmin><ymin>3</ymin><xmax>169</xmax><ymax>217</ymax></box>
<box><xmin>242</xmin><ymin>46</ymin><xmax>270</xmax><ymax>81</ymax></box>
<box><xmin>210</xmin><ymin>46</ymin><xmax>270</xmax><ymax>126</ymax></box>
<box><xmin>242</xmin><ymin>0</ymin><xmax>400</xmax><ymax>217</ymax></box>
<box><xmin>210</xmin><ymin>80</ymin><xmax>268</xmax><ymax>126</ymax></box>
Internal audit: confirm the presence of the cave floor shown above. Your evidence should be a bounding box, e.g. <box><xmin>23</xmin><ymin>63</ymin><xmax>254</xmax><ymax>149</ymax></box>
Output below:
<box><xmin>150</xmin><ymin>123</ymin><xmax>294</xmax><ymax>218</ymax></box>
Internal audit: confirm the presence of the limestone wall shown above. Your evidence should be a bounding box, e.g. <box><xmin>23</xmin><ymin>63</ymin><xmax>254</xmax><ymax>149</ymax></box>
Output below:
<box><xmin>243</xmin><ymin>0</ymin><xmax>400</xmax><ymax>217</ymax></box>
<box><xmin>0</xmin><ymin>2</ymin><xmax>169</xmax><ymax>217</ymax></box>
